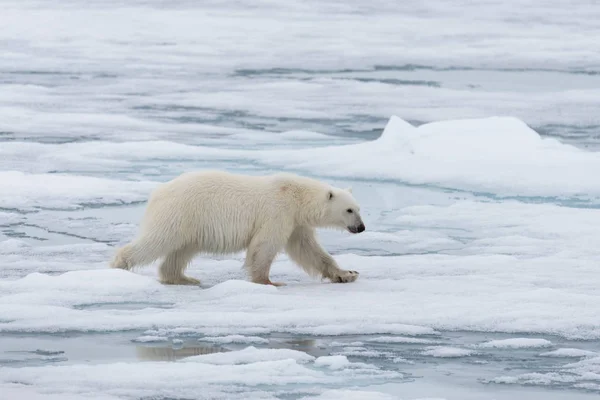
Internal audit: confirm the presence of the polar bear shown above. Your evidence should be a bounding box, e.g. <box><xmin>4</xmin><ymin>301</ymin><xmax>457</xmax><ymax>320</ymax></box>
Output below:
<box><xmin>110</xmin><ymin>170</ymin><xmax>366</xmax><ymax>286</ymax></box>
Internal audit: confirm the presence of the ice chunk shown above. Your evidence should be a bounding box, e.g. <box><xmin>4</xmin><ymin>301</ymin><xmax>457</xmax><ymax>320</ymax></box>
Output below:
<box><xmin>132</xmin><ymin>335</ymin><xmax>169</xmax><ymax>343</ymax></box>
<box><xmin>199</xmin><ymin>335</ymin><xmax>269</xmax><ymax>344</ymax></box>
<box><xmin>293</xmin><ymin>323</ymin><xmax>438</xmax><ymax>337</ymax></box>
<box><xmin>477</xmin><ymin>338</ymin><xmax>553</xmax><ymax>349</ymax></box>
<box><xmin>539</xmin><ymin>348</ymin><xmax>598</xmax><ymax>358</ymax></box>
<box><xmin>256</xmin><ymin>116</ymin><xmax>600</xmax><ymax>200</ymax></box>
<box><xmin>422</xmin><ymin>346</ymin><xmax>475</xmax><ymax>358</ymax></box>
<box><xmin>181</xmin><ymin>346</ymin><xmax>314</xmax><ymax>364</ymax></box>
<box><xmin>488</xmin><ymin>356</ymin><xmax>600</xmax><ymax>391</ymax></box>
<box><xmin>0</xmin><ymin>347</ymin><xmax>399</xmax><ymax>399</ymax></box>
<box><xmin>314</xmin><ymin>355</ymin><xmax>351</xmax><ymax>370</ymax></box>
<box><xmin>0</xmin><ymin>359</ymin><xmax>329</xmax><ymax>398</ymax></box>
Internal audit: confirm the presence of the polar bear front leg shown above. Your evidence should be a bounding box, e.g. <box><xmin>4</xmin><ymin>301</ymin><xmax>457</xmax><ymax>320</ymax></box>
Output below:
<box><xmin>244</xmin><ymin>236</ymin><xmax>286</xmax><ymax>287</ymax></box>
<box><xmin>285</xmin><ymin>226</ymin><xmax>359</xmax><ymax>283</ymax></box>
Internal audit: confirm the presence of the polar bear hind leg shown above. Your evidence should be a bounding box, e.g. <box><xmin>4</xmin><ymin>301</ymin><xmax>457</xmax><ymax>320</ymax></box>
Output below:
<box><xmin>158</xmin><ymin>244</ymin><xmax>200</xmax><ymax>285</ymax></box>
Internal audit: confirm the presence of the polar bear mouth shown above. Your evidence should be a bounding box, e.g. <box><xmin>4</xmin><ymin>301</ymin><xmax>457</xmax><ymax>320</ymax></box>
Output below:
<box><xmin>347</xmin><ymin>223</ymin><xmax>366</xmax><ymax>234</ymax></box>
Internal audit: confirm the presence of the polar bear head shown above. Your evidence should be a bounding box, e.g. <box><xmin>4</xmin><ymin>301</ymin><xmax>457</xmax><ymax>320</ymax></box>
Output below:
<box><xmin>323</xmin><ymin>187</ymin><xmax>366</xmax><ymax>234</ymax></box>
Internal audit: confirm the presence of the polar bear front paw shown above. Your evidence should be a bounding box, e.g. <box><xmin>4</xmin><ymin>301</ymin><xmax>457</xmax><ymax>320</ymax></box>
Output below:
<box><xmin>329</xmin><ymin>269</ymin><xmax>359</xmax><ymax>283</ymax></box>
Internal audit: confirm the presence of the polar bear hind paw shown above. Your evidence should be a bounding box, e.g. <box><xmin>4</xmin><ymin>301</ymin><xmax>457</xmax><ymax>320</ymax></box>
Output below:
<box><xmin>161</xmin><ymin>276</ymin><xmax>201</xmax><ymax>286</ymax></box>
<box><xmin>252</xmin><ymin>278</ymin><xmax>287</xmax><ymax>287</ymax></box>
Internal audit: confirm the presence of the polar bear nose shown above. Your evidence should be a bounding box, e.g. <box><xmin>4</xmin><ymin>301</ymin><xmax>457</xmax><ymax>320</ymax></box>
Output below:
<box><xmin>348</xmin><ymin>223</ymin><xmax>366</xmax><ymax>234</ymax></box>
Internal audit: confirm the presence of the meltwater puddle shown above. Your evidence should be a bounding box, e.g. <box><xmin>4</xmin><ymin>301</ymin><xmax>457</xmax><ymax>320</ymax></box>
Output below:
<box><xmin>2</xmin><ymin>328</ymin><xmax>600</xmax><ymax>399</ymax></box>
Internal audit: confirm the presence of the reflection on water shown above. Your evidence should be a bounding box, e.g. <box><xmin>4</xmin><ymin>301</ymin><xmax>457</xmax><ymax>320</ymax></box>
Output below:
<box><xmin>135</xmin><ymin>337</ymin><xmax>330</xmax><ymax>362</ymax></box>
<box><xmin>266</xmin><ymin>337</ymin><xmax>331</xmax><ymax>358</ymax></box>
<box><xmin>135</xmin><ymin>343</ymin><xmax>227</xmax><ymax>362</ymax></box>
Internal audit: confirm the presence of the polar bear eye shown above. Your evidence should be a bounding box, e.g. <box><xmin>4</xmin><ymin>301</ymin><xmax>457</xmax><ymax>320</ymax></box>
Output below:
<box><xmin>346</xmin><ymin>209</ymin><xmax>353</xmax><ymax>213</ymax></box>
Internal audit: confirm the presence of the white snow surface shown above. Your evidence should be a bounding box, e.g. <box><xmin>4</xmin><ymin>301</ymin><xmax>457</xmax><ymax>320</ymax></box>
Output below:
<box><xmin>0</xmin><ymin>238</ymin><xmax>598</xmax><ymax>340</ymax></box>
<box><xmin>2</xmin><ymin>192</ymin><xmax>600</xmax><ymax>341</ymax></box>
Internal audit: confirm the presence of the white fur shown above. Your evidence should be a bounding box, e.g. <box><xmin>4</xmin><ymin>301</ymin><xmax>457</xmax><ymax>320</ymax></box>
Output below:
<box><xmin>110</xmin><ymin>170</ymin><xmax>365</xmax><ymax>286</ymax></box>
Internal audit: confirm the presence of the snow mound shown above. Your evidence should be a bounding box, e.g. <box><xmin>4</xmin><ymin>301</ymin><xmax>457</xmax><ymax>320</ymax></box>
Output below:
<box><xmin>258</xmin><ymin>115</ymin><xmax>600</xmax><ymax>199</ymax></box>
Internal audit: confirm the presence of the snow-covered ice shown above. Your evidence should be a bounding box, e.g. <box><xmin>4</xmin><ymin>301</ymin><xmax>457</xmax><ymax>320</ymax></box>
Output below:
<box><xmin>476</xmin><ymin>338</ymin><xmax>553</xmax><ymax>349</ymax></box>
<box><xmin>180</xmin><ymin>346</ymin><xmax>316</xmax><ymax>365</ymax></box>
<box><xmin>2</xmin><ymin>0</ymin><xmax>600</xmax><ymax>399</ymax></box>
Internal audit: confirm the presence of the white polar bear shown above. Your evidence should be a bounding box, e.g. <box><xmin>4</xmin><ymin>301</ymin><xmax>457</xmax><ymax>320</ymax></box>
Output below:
<box><xmin>110</xmin><ymin>170</ymin><xmax>366</xmax><ymax>286</ymax></box>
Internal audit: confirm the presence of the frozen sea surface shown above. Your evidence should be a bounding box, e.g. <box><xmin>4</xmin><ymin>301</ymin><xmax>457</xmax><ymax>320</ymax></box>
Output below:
<box><xmin>2</xmin><ymin>0</ymin><xmax>600</xmax><ymax>399</ymax></box>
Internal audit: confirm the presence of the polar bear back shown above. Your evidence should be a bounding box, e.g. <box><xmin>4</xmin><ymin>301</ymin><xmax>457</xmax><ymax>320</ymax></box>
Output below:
<box><xmin>140</xmin><ymin>170</ymin><xmax>330</xmax><ymax>255</ymax></box>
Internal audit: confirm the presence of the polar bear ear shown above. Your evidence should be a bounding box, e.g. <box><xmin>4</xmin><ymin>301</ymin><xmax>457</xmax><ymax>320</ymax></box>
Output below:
<box><xmin>345</xmin><ymin>187</ymin><xmax>353</xmax><ymax>194</ymax></box>
<box><xmin>328</xmin><ymin>191</ymin><xmax>334</xmax><ymax>200</ymax></box>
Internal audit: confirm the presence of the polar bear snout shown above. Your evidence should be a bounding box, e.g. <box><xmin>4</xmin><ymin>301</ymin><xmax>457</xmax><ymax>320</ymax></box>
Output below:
<box><xmin>348</xmin><ymin>222</ymin><xmax>366</xmax><ymax>234</ymax></box>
